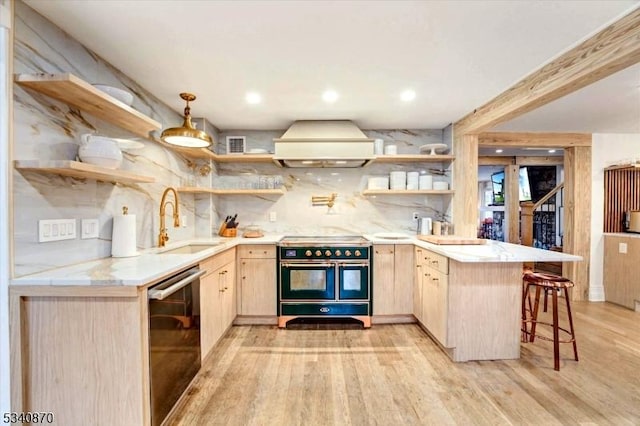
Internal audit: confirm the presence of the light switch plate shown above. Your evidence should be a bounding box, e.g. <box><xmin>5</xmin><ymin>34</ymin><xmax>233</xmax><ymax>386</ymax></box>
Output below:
<box><xmin>81</xmin><ymin>219</ymin><xmax>99</xmax><ymax>239</ymax></box>
<box><xmin>39</xmin><ymin>219</ymin><xmax>76</xmax><ymax>242</ymax></box>
<box><xmin>269</xmin><ymin>211</ymin><xmax>277</xmax><ymax>222</ymax></box>
<box><xmin>619</xmin><ymin>242</ymin><xmax>628</xmax><ymax>254</ymax></box>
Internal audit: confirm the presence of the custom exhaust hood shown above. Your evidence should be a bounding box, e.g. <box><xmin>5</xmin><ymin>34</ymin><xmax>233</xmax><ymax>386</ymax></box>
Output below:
<box><xmin>273</xmin><ymin>120</ymin><xmax>375</xmax><ymax>168</ymax></box>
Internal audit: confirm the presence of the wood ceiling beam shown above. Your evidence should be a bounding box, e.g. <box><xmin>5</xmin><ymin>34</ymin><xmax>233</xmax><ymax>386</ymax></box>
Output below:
<box><xmin>478</xmin><ymin>132</ymin><xmax>592</xmax><ymax>147</ymax></box>
<box><xmin>454</xmin><ymin>8</ymin><xmax>640</xmax><ymax>135</ymax></box>
<box><xmin>478</xmin><ymin>156</ymin><xmax>564</xmax><ymax>166</ymax></box>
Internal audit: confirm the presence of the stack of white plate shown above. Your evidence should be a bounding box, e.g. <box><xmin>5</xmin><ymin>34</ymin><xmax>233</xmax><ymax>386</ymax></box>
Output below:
<box><xmin>406</xmin><ymin>172</ymin><xmax>419</xmax><ymax>190</ymax></box>
<box><xmin>367</xmin><ymin>176</ymin><xmax>389</xmax><ymax>190</ymax></box>
<box><xmin>389</xmin><ymin>171</ymin><xmax>406</xmax><ymax>190</ymax></box>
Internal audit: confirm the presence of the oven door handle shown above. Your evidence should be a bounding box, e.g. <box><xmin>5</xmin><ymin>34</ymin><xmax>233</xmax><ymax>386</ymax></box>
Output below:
<box><xmin>338</xmin><ymin>263</ymin><xmax>369</xmax><ymax>268</ymax></box>
<box><xmin>148</xmin><ymin>269</ymin><xmax>206</xmax><ymax>300</ymax></box>
<box><xmin>281</xmin><ymin>262</ymin><xmax>334</xmax><ymax>268</ymax></box>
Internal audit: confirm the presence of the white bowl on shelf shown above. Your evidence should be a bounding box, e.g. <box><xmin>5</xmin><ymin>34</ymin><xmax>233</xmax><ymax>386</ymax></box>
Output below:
<box><xmin>93</xmin><ymin>84</ymin><xmax>134</xmax><ymax>106</ymax></box>
<box><xmin>78</xmin><ymin>134</ymin><xmax>123</xmax><ymax>169</ymax></box>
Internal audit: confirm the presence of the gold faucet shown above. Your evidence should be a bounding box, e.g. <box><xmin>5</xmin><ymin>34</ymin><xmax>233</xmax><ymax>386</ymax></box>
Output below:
<box><xmin>158</xmin><ymin>187</ymin><xmax>180</xmax><ymax>247</ymax></box>
<box><xmin>312</xmin><ymin>193</ymin><xmax>338</xmax><ymax>208</ymax></box>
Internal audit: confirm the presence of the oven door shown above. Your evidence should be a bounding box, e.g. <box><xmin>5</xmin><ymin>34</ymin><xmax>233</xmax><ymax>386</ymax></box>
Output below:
<box><xmin>280</xmin><ymin>262</ymin><xmax>336</xmax><ymax>300</ymax></box>
<box><xmin>338</xmin><ymin>263</ymin><xmax>369</xmax><ymax>300</ymax></box>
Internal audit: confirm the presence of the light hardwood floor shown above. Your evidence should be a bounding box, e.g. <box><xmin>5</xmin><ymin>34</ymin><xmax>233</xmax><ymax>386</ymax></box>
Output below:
<box><xmin>168</xmin><ymin>302</ymin><xmax>640</xmax><ymax>425</ymax></box>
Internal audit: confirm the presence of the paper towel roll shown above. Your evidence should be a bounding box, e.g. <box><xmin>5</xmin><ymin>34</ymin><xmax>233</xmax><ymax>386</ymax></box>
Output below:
<box><xmin>112</xmin><ymin>214</ymin><xmax>139</xmax><ymax>257</ymax></box>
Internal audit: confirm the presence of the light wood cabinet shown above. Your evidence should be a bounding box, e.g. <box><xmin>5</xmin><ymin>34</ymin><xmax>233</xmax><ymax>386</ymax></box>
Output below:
<box><xmin>415</xmin><ymin>247</ymin><xmax>450</xmax><ymax>346</ymax></box>
<box><xmin>200</xmin><ymin>248</ymin><xmax>236</xmax><ymax>360</ymax></box>
<box><xmin>237</xmin><ymin>245</ymin><xmax>277</xmax><ymax>317</ymax></box>
<box><xmin>604</xmin><ymin>235</ymin><xmax>640</xmax><ymax>311</ymax></box>
<box><xmin>373</xmin><ymin>244</ymin><xmax>414</xmax><ymax>316</ymax></box>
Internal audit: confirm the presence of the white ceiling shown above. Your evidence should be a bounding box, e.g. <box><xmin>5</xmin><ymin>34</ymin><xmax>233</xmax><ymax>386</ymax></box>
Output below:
<box><xmin>23</xmin><ymin>0</ymin><xmax>640</xmax><ymax>131</ymax></box>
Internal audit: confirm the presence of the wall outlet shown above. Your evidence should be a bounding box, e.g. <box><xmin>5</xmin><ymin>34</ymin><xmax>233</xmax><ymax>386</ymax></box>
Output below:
<box><xmin>181</xmin><ymin>215</ymin><xmax>187</xmax><ymax>228</ymax></box>
<box><xmin>619</xmin><ymin>242</ymin><xmax>628</xmax><ymax>254</ymax></box>
<box><xmin>39</xmin><ymin>219</ymin><xmax>76</xmax><ymax>242</ymax></box>
<box><xmin>269</xmin><ymin>211</ymin><xmax>277</xmax><ymax>222</ymax></box>
<box><xmin>412</xmin><ymin>212</ymin><xmax>419</xmax><ymax>221</ymax></box>
<box><xmin>81</xmin><ymin>219</ymin><xmax>99</xmax><ymax>239</ymax></box>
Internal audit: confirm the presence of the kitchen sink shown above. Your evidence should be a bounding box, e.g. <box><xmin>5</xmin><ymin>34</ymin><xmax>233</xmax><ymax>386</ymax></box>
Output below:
<box><xmin>159</xmin><ymin>243</ymin><xmax>222</xmax><ymax>254</ymax></box>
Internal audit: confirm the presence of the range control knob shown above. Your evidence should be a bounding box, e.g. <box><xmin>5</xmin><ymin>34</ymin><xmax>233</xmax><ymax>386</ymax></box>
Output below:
<box><xmin>355</xmin><ymin>250</ymin><xmax>362</xmax><ymax>257</ymax></box>
<box><xmin>315</xmin><ymin>250</ymin><xmax>322</xmax><ymax>257</ymax></box>
<box><xmin>335</xmin><ymin>250</ymin><xmax>342</xmax><ymax>256</ymax></box>
<box><xmin>305</xmin><ymin>250</ymin><xmax>312</xmax><ymax>257</ymax></box>
<box><xmin>345</xmin><ymin>250</ymin><xmax>352</xmax><ymax>257</ymax></box>
<box><xmin>325</xmin><ymin>250</ymin><xmax>332</xmax><ymax>257</ymax></box>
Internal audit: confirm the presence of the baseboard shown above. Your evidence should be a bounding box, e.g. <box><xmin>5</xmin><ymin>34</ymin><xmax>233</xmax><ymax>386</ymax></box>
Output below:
<box><xmin>372</xmin><ymin>314</ymin><xmax>416</xmax><ymax>324</ymax></box>
<box><xmin>233</xmin><ymin>315</ymin><xmax>278</xmax><ymax>326</ymax></box>
<box><xmin>589</xmin><ymin>285</ymin><xmax>605</xmax><ymax>302</ymax></box>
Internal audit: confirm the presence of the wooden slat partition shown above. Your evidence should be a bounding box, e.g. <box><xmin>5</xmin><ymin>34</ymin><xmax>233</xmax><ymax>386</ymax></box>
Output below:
<box><xmin>604</xmin><ymin>168</ymin><xmax>640</xmax><ymax>232</ymax></box>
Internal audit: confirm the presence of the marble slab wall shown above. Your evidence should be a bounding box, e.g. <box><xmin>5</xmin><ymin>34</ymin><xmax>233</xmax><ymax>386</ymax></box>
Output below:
<box><xmin>214</xmin><ymin>129</ymin><xmax>452</xmax><ymax>236</ymax></box>
<box><xmin>12</xmin><ymin>1</ymin><xmax>207</xmax><ymax>276</ymax></box>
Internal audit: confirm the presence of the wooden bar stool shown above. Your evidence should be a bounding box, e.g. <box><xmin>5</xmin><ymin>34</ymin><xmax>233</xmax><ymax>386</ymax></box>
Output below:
<box><xmin>521</xmin><ymin>271</ymin><xmax>579</xmax><ymax>371</ymax></box>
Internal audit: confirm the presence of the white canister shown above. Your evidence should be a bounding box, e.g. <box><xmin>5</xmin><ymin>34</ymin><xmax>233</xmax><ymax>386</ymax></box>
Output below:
<box><xmin>418</xmin><ymin>217</ymin><xmax>432</xmax><ymax>235</ymax></box>
<box><xmin>384</xmin><ymin>144</ymin><xmax>398</xmax><ymax>155</ymax></box>
<box><xmin>419</xmin><ymin>175</ymin><xmax>433</xmax><ymax>190</ymax></box>
<box><xmin>374</xmin><ymin>139</ymin><xmax>384</xmax><ymax>155</ymax></box>
<box><xmin>389</xmin><ymin>171</ymin><xmax>406</xmax><ymax>190</ymax></box>
<box><xmin>433</xmin><ymin>181</ymin><xmax>449</xmax><ymax>191</ymax></box>
<box><xmin>407</xmin><ymin>172</ymin><xmax>419</xmax><ymax>190</ymax></box>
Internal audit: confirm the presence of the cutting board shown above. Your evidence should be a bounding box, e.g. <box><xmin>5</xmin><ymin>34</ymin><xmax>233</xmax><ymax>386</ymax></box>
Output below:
<box><xmin>418</xmin><ymin>235</ymin><xmax>487</xmax><ymax>245</ymax></box>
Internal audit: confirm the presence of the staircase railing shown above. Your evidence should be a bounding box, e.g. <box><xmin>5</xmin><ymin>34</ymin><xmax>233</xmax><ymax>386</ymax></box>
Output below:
<box><xmin>521</xmin><ymin>182</ymin><xmax>564</xmax><ymax>248</ymax></box>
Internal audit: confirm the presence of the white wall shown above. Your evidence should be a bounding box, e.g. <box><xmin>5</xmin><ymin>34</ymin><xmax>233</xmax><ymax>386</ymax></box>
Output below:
<box><xmin>590</xmin><ymin>133</ymin><xmax>640</xmax><ymax>301</ymax></box>
<box><xmin>0</xmin><ymin>0</ymin><xmax>11</xmax><ymax>413</ymax></box>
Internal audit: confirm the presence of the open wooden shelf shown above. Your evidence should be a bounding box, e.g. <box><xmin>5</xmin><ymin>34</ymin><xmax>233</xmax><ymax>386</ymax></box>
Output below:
<box><xmin>15</xmin><ymin>73</ymin><xmax>162</xmax><ymax>139</ymax></box>
<box><xmin>371</xmin><ymin>154</ymin><xmax>454</xmax><ymax>163</ymax></box>
<box><xmin>177</xmin><ymin>187</ymin><xmax>286</xmax><ymax>195</ymax></box>
<box><xmin>14</xmin><ymin>160</ymin><xmax>155</xmax><ymax>184</ymax></box>
<box><xmin>362</xmin><ymin>189</ymin><xmax>455</xmax><ymax>196</ymax></box>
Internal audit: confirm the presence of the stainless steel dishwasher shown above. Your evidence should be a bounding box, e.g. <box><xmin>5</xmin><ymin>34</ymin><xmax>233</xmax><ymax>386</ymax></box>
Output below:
<box><xmin>147</xmin><ymin>266</ymin><xmax>206</xmax><ymax>426</ymax></box>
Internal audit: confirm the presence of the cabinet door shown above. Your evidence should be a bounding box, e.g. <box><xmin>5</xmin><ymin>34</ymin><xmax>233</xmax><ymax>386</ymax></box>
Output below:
<box><xmin>373</xmin><ymin>245</ymin><xmax>395</xmax><ymax>315</ymax></box>
<box><xmin>422</xmin><ymin>269</ymin><xmax>448</xmax><ymax>346</ymax></box>
<box><xmin>414</xmin><ymin>248</ymin><xmax>424</xmax><ymax>321</ymax></box>
<box><xmin>239</xmin><ymin>258</ymin><xmax>277</xmax><ymax>315</ymax></box>
<box><xmin>200</xmin><ymin>268</ymin><xmax>224</xmax><ymax>361</ymax></box>
<box><xmin>222</xmin><ymin>261</ymin><xmax>237</xmax><ymax>326</ymax></box>
<box><xmin>393</xmin><ymin>245</ymin><xmax>414</xmax><ymax>314</ymax></box>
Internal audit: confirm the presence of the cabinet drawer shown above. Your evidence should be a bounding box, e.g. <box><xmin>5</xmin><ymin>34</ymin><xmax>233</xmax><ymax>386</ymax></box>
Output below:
<box><xmin>416</xmin><ymin>249</ymin><xmax>449</xmax><ymax>275</ymax></box>
<box><xmin>238</xmin><ymin>244</ymin><xmax>276</xmax><ymax>258</ymax></box>
<box><xmin>200</xmin><ymin>248</ymin><xmax>236</xmax><ymax>276</ymax></box>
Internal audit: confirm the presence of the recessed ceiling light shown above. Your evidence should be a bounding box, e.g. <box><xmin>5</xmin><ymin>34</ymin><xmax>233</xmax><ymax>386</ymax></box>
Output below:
<box><xmin>322</xmin><ymin>90</ymin><xmax>339</xmax><ymax>103</ymax></box>
<box><xmin>400</xmin><ymin>90</ymin><xmax>416</xmax><ymax>102</ymax></box>
<box><xmin>245</xmin><ymin>92</ymin><xmax>262</xmax><ymax>104</ymax></box>
<box><xmin>548</xmin><ymin>149</ymin><xmax>556</xmax><ymax>153</ymax></box>
<box><xmin>495</xmin><ymin>149</ymin><xmax>503</xmax><ymax>153</ymax></box>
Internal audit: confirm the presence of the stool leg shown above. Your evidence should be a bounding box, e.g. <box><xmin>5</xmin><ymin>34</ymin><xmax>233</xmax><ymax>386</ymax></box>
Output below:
<box><xmin>521</xmin><ymin>281</ymin><xmax>530</xmax><ymax>342</ymax></box>
<box><xmin>564</xmin><ymin>287</ymin><xmax>579</xmax><ymax>362</ymax></box>
<box><xmin>529</xmin><ymin>285</ymin><xmax>542</xmax><ymax>343</ymax></box>
<box><xmin>552</xmin><ymin>288</ymin><xmax>560</xmax><ymax>371</ymax></box>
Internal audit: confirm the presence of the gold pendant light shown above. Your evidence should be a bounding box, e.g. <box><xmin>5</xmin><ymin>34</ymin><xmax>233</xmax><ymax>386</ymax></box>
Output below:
<box><xmin>161</xmin><ymin>93</ymin><xmax>213</xmax><ymax>148</ymax></box>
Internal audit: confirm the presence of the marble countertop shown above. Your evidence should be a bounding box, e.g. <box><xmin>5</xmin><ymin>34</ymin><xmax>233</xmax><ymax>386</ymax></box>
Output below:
<box><xmin>10</xmin><ymin>235</ymin><xmax>283</xmax><ymax>287</ymax></box>
<box><xmin>364</xmin><ymin>233</ymin><xmax>583</xmax><ymax>263</ymax></box>
<box><xmin>11</xmin><ymin>233</ymin><xmax>581</xmax><ymax>288</ymax></box>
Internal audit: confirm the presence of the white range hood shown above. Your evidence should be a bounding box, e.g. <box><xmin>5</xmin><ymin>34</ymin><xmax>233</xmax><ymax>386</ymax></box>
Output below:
<box><xmin>273</xmin><ymin>120</ymin><xmax>375</xmax><ymax>168</ymax></box>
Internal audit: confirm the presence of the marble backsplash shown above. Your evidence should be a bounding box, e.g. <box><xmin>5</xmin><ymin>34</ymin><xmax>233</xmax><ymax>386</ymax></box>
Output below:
<box><xmin>12</xmin><ymin>1</ymin><xmax>451</xmax><ymax>277</ymax></box>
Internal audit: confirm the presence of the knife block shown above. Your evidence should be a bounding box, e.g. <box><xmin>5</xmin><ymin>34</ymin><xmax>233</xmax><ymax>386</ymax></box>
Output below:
<box><xmin>221</xmin><ymin>228</ymin><xmax>237</xmax><ymax>238</ymax></box>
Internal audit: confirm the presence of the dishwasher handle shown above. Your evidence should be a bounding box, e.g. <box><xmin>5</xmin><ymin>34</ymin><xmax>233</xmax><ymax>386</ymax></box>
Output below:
<box><xmin>148</xmin><ymin>269</ymin><xmax>206</xmax><ymax>300</ymax></box>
